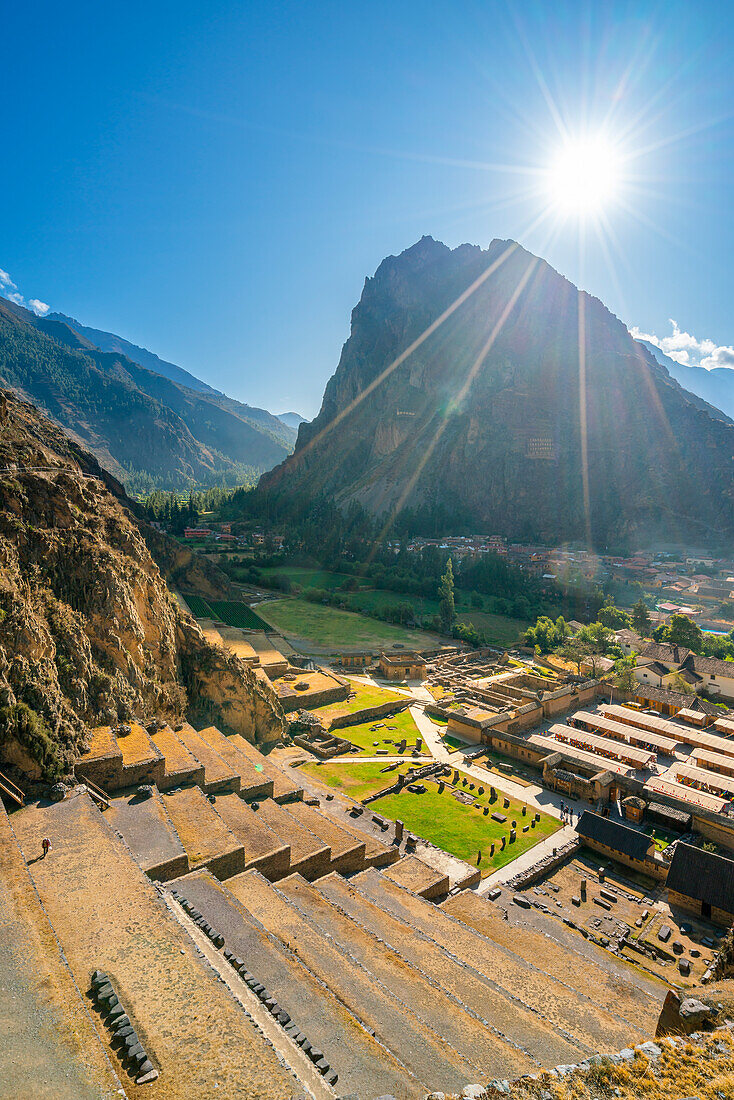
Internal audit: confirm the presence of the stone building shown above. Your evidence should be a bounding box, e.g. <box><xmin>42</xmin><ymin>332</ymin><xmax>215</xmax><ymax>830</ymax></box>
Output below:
<box><xmin>575</xmin><ymin>811</ymin><xmax>659</xmax><ymax>876</ymax></box>
<box><xmin>665</xmin><ymin>842</ymin><xmax>734</xmax><ymax>925</ymax></box>
<box><xmin>378</xmin><ymin>652</ymin><xmax>427</xmax><ymax>681</ymax></box>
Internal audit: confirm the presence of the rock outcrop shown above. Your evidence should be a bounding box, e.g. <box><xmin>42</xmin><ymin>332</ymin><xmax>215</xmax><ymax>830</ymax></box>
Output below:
<box><xmin>261</xmin><ymin>236</ymin><xmax>734</xmax><ymax>547</ymax></box>
<box><xmin>0</xmin><ymin>390</ymin><xmax>284</xmax><ymax>780</ymax></box>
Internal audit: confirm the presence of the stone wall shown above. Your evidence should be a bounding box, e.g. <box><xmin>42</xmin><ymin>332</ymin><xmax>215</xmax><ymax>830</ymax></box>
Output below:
<box><xmin>328</xmin><ymin>698</ymin><xmax>410</xmax><ymax>730</ymax></box>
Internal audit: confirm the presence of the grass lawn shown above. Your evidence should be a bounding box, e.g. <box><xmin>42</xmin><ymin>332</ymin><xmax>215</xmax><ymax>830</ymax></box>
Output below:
<box><xmin>376</xmin><ymin>775</ymin><xmax>560</xmax><ymax>875</ymax></box>
<box><xmin>256</xmin><ymin>597</ymin><xmax>440</xmax><ymax>651</ymax></box>
<box><xmin>300</xmin><ymin>760</ymin><xmax>396</xmax><ymax>801</ymax></box>
<box><xmin>314</xmin><ymin>680</ymin><xmax>405</xmax><ymax>721</ymax></box>
<box><xmin>346</xmin><ymin>589</ymin><xmax>439</xmax><ymax>618</ymax></box>
<box><xmin>304</xmin><ymin>761</ymin><xmax>560</xmax><ymax>875</ymax></box>
<box><xmin>456</xmin><ymin>610</ymin><xmax>530</xmax><ymax>648</ymax></box>
<box><xmin>333</xmin><ymin>709</ymin><xmax>422</xmax><ymax>754</ymax></box>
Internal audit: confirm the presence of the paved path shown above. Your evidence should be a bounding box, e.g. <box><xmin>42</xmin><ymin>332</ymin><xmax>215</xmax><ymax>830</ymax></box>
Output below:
<box><xmin>409</xmin><ymin>706</ymin><xmax>588</xmax><ymax>819</ymax></box>
<box><xmin>477</xmin><ymin>824</ymin><xmax>578</xmax><ymax>892</ymax></box>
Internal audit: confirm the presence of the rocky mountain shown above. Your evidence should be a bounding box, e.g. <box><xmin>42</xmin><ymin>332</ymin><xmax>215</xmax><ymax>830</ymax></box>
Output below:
<box><xmin>261</xmin><ymin>236</ymin><xmax>734</xmax><ymax>547</ymax></box>
<box><xmin>0</xmin><ymin>298</ymin><xmax>295</xmax><ymax>491</ymax></box>
<box><xmin>638</xmin><ymin>338</ymin><xmax>734</xmax><ymax>424</ymax></box>
<box><xmin>0</xmin><ymin>389</ymin><xmax>284</xmax><ymax>780</ymax></box>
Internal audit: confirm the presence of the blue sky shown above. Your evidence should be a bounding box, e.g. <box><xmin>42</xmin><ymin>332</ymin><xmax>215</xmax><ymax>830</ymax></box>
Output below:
<box><xmin>2</xmin><ymin>1</ymin><xmax>732</xmax><ymax>415</ymax></box>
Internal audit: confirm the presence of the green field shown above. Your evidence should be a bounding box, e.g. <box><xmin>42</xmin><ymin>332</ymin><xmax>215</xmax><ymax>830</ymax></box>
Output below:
<box><xmin>182</xmin><ymin>593</ymin><xmax>215</xmax><ymax>618</ymax></box>
<box><xmin>259</xmin><ymin>566</ymin><xmax>367</xmax><ymax>592</ymax></box>
<box><xmin>315</xmin><ymin>680</ymin><xmax>405</xmax><ymax>720</ymax></box>
<box><xmin>333</xmin><ymin>709</ymin><xmax>422</xmax><ymax>754</ymax></box>
<box><xmin>301</xmin><ymin>760</ymin><xmax>396</xmax><ymax>801</ymax></box>
<box><xmin>456</xmin><ymin>610</ymin><xmax>530</xmax><ymax>648</ymax></box>
<box><xmin>256</xmin><ymin>597</ymin><xmax>439</xmax><ymax>651</ymax></box>
<box><xmin>306</xmin><ymin>762</ymin><xmax>560</xmax><ymax>874</ymax></box>
<box><xmin>208</xmin><ymin>600</ymin><xmax>271</xmax><ymax>630</ymax></box>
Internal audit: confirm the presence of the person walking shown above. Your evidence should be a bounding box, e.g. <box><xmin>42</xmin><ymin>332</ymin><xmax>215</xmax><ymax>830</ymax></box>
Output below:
<box><xmin>41</xmin><ymin>837</ymin><xmax>51</xmax><ymax>859</ymax></box>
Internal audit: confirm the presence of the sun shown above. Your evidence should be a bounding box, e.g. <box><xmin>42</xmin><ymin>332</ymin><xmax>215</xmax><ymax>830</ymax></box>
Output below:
<box><xmin>547</xmin><ymin>136</ymin><xmax>620</xmax><ymax>217</ymax></box>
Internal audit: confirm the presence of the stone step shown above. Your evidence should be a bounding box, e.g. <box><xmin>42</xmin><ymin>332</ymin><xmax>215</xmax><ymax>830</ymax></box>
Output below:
<box><xmin>225</xmin><ymin>868</ymin><xmax>490</xmax><ymax>1094</ymax></box>
<box><xmin>209</xmin><ymin>792</ymin><xmax>291</xmax><ymax>880</ymax></box>
<box><xmin>106</xmin><ymin>787</ymin><xmax>188</xmax><ymax>881</ymax></box>
<box><xmin>10</xmin><ymin>791</ymin><xmax>298</xmax><ymax>1100</ymax></box>
<box><xmin>148</xmin><ymin>724</ymin><xmax>205</xmax><ymax>790</ymax></box>
<box><xmin>248</xmin><ymin>799</ymin><xmax>331</xmax><ymax>880</ymax></box>
<box><xmin>282</xmin><ymin>873</ymin><xmax>540</xmax><ymax>1080</ymax></box>
<box><xmin>443</xmin><ymin>888</ymin><xmax>662</xmax><ymax>1034</ymax></box>
<box><xmin>281</xmin><ymin>801</ymin><xmax>366</xmax><ymax>875</ymax></box>
<box><xmin>226</xmin><ymin>735</ymin><xmax>303</xmax><ymax>803</ymax></box>
<box><xmin>171</xmin><ymin>869</ymin><xmax>421</xmax><ymax>1098</ymax></box>
<box><xmin>160</xmin><ymin>786</ymin><xmax>245</xmax><ymax>880</ymax></box>
<box><xmin>174</xmin><ymin>723</ymin><xmax>241</xmax><ymax>793</ymax></box>
<box><xmin>352</xmin><ymin>869</ymin><xmax>653</xmax><ymax>1054</ymax></box>
<box><xmin>313</xmin><ymin>871</ymin><xmax>587</xmax><ymax>1071</ymax></box>
<box><xmin>318</xmin><ymin>804</ymin><xmax>399</xmax><ymax>868</ymax></box>
<box><xmin>196</xmin><ymin>726</ymin><xmax>275</xmax><ymax>800</ymax></box>
<box><xmin>383</xmin><ymin>854</ymin><xmax>449</xmax><ymax>898</ymax></box>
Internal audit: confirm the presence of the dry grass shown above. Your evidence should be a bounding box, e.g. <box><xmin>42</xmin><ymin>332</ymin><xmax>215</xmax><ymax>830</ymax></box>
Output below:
<box><xmin>483</xmin><ymin>1021</ymin><xmax>734</xmax><ymax>1099</ymax></box>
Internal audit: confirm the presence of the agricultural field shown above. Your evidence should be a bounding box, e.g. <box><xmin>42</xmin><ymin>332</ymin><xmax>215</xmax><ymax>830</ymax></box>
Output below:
<box><xmin>258</xmin><ymin>566</ymin><xmax>366</xmax><ymax>592</ymax></box>
<box><xmin>207</xmin><ymin>600</ymin><xmax>271</xmax><ymax>630</ymax></box>
<box><xmin>255</xmin><ymin>598</ymin><xmax>440</xmax><ymax>651</ymax></box>
<box><xmin>455</xmin><ymin>610</ymin><xmax>530</xmax><ymax>647</ymax></box>
<box><xmin>181</xmin><ymin>595</ymin><xmax>271</xmax><ymax>631</ymax></box>
<box><xmin>181</xmin><ymin>593</ymin><xmax>215</xmax><ymax>618</ymax></box>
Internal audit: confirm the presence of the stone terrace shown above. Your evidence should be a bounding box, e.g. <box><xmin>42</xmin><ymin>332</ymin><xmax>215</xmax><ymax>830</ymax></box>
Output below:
<box><xmin>172</xmin><ymin>868</ymin><xmax>421</xmax><ymax>1098</ymax></box>
<box><xmin>224</xmin><ymin>868</ymin><xmax>494</xmax><ymax>1093</ymax></box>
<box><xmin>209</xmin><ymin>791</ymin><xmax>292</xmax><ymax>880</ymax></box>
<box><xmin>10</xmin><ymin>791</ymin><xmax>301</xmax><ymax>1100</ymax></box>
<box><xmin>383</xmin><ymin>853</ymin><xmax>449</xmax><ymax>899</ymax></box>
<box><xmin>196</xmin><ymin>725</ymin><xmax>275</xmax><ymax>800</ymax></box>
<box><xmin>248</xmin><ymin>798</ymin><xmax>332</xmax><ymax>880</ymax></box>
<box><xmin>161</xmin><ymin>785</ymin><xmax>246</xmax><ymax>880</ymax></box>
<box><xmin>0</xmin><ymin>803</ymin><xmax>122</xmax><ymax>1100</ymax></box>
<box><xmin>148</xmin><ymin>724</ymin><xmax>205</xmax><ymax>789</ymax></box>
<box><xmin>353</xmin><ymin>868</ymin><xmax>662</xmax><ymax>1054</ymax></box>
<box><xmin>173</xmin><ymin>723</ymin><xmax>241</xmax><ymax>793</ymax></box>
<box><xmin>106</xmin><ymin>787</ymin><xmax>188</xmax><ymax>881</ymax></box>
<box><xmin>284</xmin><ymin>799</ymin><xmax>367</xmax><ymax>875</ymax></box>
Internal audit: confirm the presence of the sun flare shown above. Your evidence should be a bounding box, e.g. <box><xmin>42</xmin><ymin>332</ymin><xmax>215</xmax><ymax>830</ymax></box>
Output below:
<box><xmin>547</xmin><ymin>136</ymin><xmax>620</xmax><ymax>217</ymax></box>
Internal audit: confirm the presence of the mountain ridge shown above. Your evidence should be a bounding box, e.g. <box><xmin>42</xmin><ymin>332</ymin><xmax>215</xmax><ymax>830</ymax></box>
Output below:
<box><xmin>0</xmin><ymin>298</ymin><xmax>295</xmax><ymax>491</ymax></box>
<box><xmin>261</xmin><ymin>235</ymin><xmax>734</xmax><ymax>547</ymax></box>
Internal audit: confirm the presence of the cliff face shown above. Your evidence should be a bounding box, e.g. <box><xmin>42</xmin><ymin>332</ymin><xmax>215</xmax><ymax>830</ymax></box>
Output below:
<box><xmin>0</xmin><ymin>391</ymin><xmax>284</xmax><ymax>780</ymax></box>
<box><xmin>262</xmin><ymin>237</ymin><xmax>734</xmax><ymax>547</ymax></box>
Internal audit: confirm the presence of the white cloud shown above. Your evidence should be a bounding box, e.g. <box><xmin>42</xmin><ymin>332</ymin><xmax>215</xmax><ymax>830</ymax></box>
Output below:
<box><xmin>631</xmin><ymin>319</ymin><xmax>734</xmax><ymax>372</ymax></box>
<box><xmin>0</xmin><ymin>265</ymin><xmax>51</xmax><ymax>315</ymax></box>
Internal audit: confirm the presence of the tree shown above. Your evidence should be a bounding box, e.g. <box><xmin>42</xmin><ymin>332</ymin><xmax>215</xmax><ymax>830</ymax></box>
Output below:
<box><xmin>597</xmin><ymin>597</ymin><xmax>631</xmax><ymax>631</ymax></box>
<box><xmin>438</xmin><ymin>558</ymin><xmax>456</xmax><ymax>633</ymax></box>
<box><xmin>659</xmin><ymin>613</ymin><xmax>704</xmax><ymax>654</ymax></box>
<box><xmin>613</xmin><ymin>655</ymin><xmax>637</xmax><ymax>693</ymax></box>
<box><xmin>631</xmin><ymin>598</ymin><xmax>652</xmax><ymax>637</ymax></box>
<box><xmin>524</xmin><ymin>615</ymin><xmax>570</xmax><ymax>654</ymax></box>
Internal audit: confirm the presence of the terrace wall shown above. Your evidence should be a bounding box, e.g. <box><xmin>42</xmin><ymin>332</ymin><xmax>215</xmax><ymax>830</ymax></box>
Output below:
<box><xmin>328</xmin><ymin>699</ymin><xmax>410</xmax><ymax>730</ymax></box>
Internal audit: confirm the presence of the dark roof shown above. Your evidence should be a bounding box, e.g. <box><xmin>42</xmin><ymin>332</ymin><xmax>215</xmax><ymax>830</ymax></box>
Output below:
<box><xmin>646</xmin><ymin>802</ymin><xmax>692</xmax><ymax>829</ymax></box>
<box><xmin>647</xmin><ymin>661</ymin><xmax>672</xmax><ymax>677</ymax></box>
<box><xmin>633</xmin><ymin>684</ymin><xmax>724</xmax><ymax>716</ymax></box>
<box><xmin>616</xmin><ymin>629</ymin><xmax>643</xmax><ymax>648</ymax></box>
<box><xmin>642</xmin><ymin>642</ymin><xmax>691</xmax><ymax>666</ymax></box>
<box><xmin>684</xmin><ymin>653</ymin><xmax>734</xmax><ymax>678</ymax></box>
<box><xmin>576</xmin><ymin>812</ymin><xmax>654</xmax><ymax>861</ymax></box>
<box><xmin>666</xmin><ymin>842</ymin><xmax>734</xmax><ymax>913</ymax></box>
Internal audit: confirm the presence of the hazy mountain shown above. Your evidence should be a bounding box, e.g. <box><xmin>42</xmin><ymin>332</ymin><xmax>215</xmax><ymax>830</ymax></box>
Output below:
<box><xmin>637</xmin><ymin>338</ymin><xmax>734</xmax><ymax>423</ymax></box>
<box><xmin>277</xmin><ymin>411</ymin><xmax>308</xmax><ymax>430</ymax></box>
<box><xmin>47</xmin><ymin>311</ymin><xmax>220</xmax><ymax>394</ymax></box>
<box><xmin>261</xmin><ymin>236</ymin><xmax>734</xmax><ymax>547</ymax></box>
<box><xmin>0</xmin><ymin>298</ymin><xmax>294</xmax><ymax>490</ymax></box>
